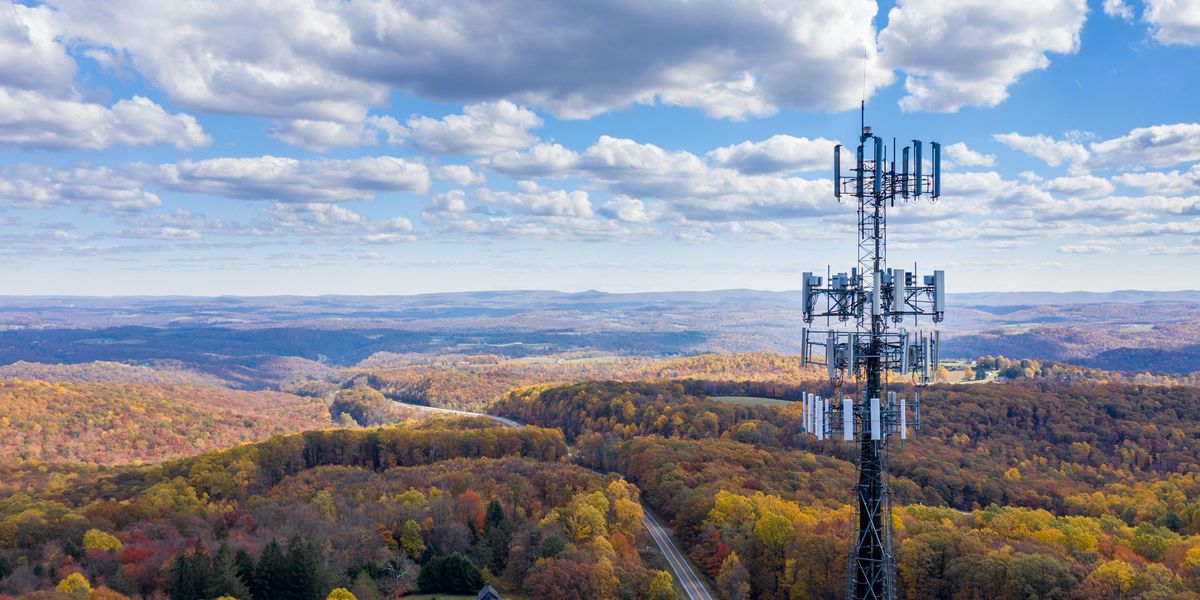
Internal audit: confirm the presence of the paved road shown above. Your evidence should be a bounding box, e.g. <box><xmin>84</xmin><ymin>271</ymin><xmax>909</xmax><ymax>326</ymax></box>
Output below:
<box><xmin>390</xmin><ymin>399</ymin><xmax>714</xmax><ymax>598</ymax></box>
<box><xmin>642</xmin><ymin>506</ymin><xmax>715</xmax><ymax>600</ymax></box>
<box><xmin>392</xmin><ymin>400</ymin><xmax>521</xmax><ymax>428</ymax></box>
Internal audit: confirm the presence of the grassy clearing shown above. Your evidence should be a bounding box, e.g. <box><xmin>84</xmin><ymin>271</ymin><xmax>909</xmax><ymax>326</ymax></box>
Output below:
<box><xmin>710</xmin><ymin>395</ymin><xmax>793</xmax><ymax>408</ymax></box>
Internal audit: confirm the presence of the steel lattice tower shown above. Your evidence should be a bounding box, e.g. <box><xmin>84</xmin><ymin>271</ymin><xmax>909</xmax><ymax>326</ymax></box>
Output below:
<box><xmin>799</xmin><ymin>106</ymin><xmax>946</xmax><ymax>600</ymax></box>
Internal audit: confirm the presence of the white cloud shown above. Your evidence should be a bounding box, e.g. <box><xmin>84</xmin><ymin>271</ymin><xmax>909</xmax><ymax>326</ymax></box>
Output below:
<box><xmin>600</xmin><ymin>196</ymin><xmax>659</xmax><ymax>224</ymax></box>
<box><xmin>53</xmin><ymin>0</ymin><xmax>386</xmax><ymax>122</ymax></box>
<box><xmin>474</xmin><ymin>183</ymin><xmax>593</xmax><ymax>218</ymax></box>
<box><xmin>1103</xmin><ymin>0</ymin><xmax>1134</xmax><ymax>21</ymax></box>
<box><xmin>51</xmin><ymin>0</ymin><xmax>891</xmax><ymax>121</ymax></box>
<box><xmin>0</xmin><ymin>3</ymin><xmax>210</xmax><ymax>151</ymax></box>
<box><xmin>943</xmin><ymin>142</ymin><xmax>996</xmax><ymax>167</ymax></box>
<box><xmin>269</xmin><ymin>202</ymin><xmax>414</xmax><ymax>243</ymax></box>
<box><xmin>0</xmin><ymin>89</ymin><xmax>210</xmax><ymax>151</ymax></box>
<box><xmin>483</xmin><ymin>135</ymin><xmax>835</xmax><ymax>222</ymax></box>
<box><xmin>427</xmin><ymin>190</ymin><xmax>469</xmax><ymax>214</ymax></box>
<box><xmin>0</xmin><ymin>164</ymin><xmax>161</xmax><ymax>212</ymax></box>
<box><xmin>268</xmin><ymin>116</ymin><xmax>405</xmax><ymax>152</ymax></box>
<box><xmin>407</xmin><ymin>101</ymin><xmax>542</xmax><ymax>155</ymax></box>
<box><xmin>1042</xmin><ymin>175</ymin><xmax>1114</xmax><ymax>197</ymax></box>
<box><xmin>1088</xmin><ymin>123</ymin><xmax>1200</xmax><ymax>169</ymax></box>
<box><xmin>879</xmin><ymin>0</ymin><xmax>1087</xmax><ymax>112</ymax></box>
<box><xmin>485</xmin><ymin>143</ymin><xmax>581</xmax><ymax>178</ymax></box>
<box><xmin>434</xmin><ymin>164</ymin><xmax>486</xmax><ymax>186</ymax></box>
<box><xmin>0</xmin><ymin>1</ymin><xmax>75</xmax><ymax>94</ymax></box>
<box><xmin>153</xmin><ymin>156</ymin><xmax>430</xmax><ymax>203</ymax></box>
<box><xmin>994</xmin><ymin>132</ymin><xmax>1090</xmax><ymax>167</ymax></box>
<box><xmin>1113</xmin><ymin>165</ymin><xmax>1200</xmax><ymax>195</ymax></box>
<box><xmin>1144</xmin><ymin>0</ymin><xmax>1200</xmax><ymax>45</ymax></box>
<box><xmin>706</xmin><ymin>135</ymin><xmax>836</xmax><ymax>174</ymax></box>
<box><xmin>1058</xmin><ymin>244</ymin><xmax>1115</xmax><ymax>254</ymax></box>
<box><xmin>977</xmin><ymin>240</ymin><xmax>1035</xmax><ymax>250</ymax></box>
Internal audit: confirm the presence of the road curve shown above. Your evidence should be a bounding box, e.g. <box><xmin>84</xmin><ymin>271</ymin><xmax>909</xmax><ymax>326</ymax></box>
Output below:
<box><xmin>391</xmin><ymin>400</ymin><xmax>521</xmax><ymax>428</ymax></box>
<box><xmin>390</xmin><ymin>399</ymin><xmax>714</xmax><ymax>598</ymax></box>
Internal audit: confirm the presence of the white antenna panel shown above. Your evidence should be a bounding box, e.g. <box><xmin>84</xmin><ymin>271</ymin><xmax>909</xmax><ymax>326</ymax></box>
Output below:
<box><xmin>870</xmin><ymin>397</ymin><xmax>881</xmax><ymax>441</ymax></box>
<box><xmin>843</xmin><ymin>398</ymin><xmax>854</xmax><ymax>441</ymax></box>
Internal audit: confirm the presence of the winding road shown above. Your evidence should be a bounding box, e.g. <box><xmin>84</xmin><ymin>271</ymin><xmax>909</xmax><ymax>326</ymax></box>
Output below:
<box><xmin>391</xmin><ymin>399</ymin><xmax>715</xmax><ymax>599</ymax></box>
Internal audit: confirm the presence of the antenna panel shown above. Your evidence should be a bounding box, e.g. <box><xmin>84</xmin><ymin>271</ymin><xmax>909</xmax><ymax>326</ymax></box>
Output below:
<box><xmin>817</xmin><ymin>397</ymin><xmax>826</xmax><ymax>440</ymax></box>
<box><xmin>834</xmin><ymin>145</ymin><xmax>842</xmax><ymax>197</ymax></box>
<box><xmin>913</xmin><ymin>141</ymin><xmax>923</xmax><ymax>196</ymax></box>
<box><xmin>931</xmin><ymin>142</ymin><xmax>942</xmax><ymax>198</ymax></box>
<box><xmin>856</xmin><ymin>145</ymin><xmax>865</xmax><ymax>198</ymax></box>
<box><xmin>843</xmin><ymin>398</ymin><xmax>854</xmax><ymax>441</ymax></box>
<box><xmin>873</xmin><ymin>137</ymin><xmax>883</xmax><ymax>195</ymax></box>
<box><xmin>870</xmin><ymin>397</ymin><xmax>881</xmax><ymax>441</ymax></box>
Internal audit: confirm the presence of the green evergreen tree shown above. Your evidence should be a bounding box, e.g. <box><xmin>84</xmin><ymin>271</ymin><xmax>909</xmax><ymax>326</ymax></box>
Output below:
<box><xmin>481</xmin><ymin>500</ymin><xmax>513</xmax><ymax>573</ymax></box>
<box><xmin>235</xmin><ymin>547</ymin><xmax>258</xmax><ymax>599</ymax></box>
<box><xmin>208</xmin><ymin>544</ymin><xmax>252</xmax><ymax>600</ymax></box>
<box><xmin>417</xmin><ymin>553</ymin><xmax>483</xmax><ymax>594</ymax></box>
<box><xmin>255</xmin><ymin>539</ymin><xmax>290</xmax><ymax>600</ymax></box>
<box><xmin>170</xmin><ymin>549</ymin><xmax>213</xmax><ymax>600</ymax></box>
<box><xmin>286</xmin><ymin>536</ymin><xmax>329</xmax><ymax>600</ymax></box>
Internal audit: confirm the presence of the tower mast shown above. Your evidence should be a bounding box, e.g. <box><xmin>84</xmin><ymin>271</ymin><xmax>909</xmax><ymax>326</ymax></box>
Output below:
<box><xmin>799</xmin><ymin>119</ymin><xmax>946</xmax><ymax>600</ymax></box>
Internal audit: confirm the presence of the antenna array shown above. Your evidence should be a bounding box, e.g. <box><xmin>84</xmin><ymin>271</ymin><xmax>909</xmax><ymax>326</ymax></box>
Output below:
<box><xmin>797</xmin><ymin>119</ymin><xmax>945</xmax><ymax>600</ymax></box>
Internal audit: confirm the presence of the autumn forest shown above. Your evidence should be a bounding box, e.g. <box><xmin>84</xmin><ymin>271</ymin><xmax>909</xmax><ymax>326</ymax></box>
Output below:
<box><xmin>2</xmin><ymin>337</ymin><xmax>1200</xmax><ymax>600</ymax></box>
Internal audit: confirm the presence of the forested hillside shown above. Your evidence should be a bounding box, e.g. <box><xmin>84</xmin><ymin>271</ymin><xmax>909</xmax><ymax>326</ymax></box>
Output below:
<box><xmin>498</xmin><ymin>378</ymin><xmax>1200</xmax><ymax>599</ymax></box>
<box><xmin>0</xmin><ymin>381</ymin><xmax>335</xmax><ymax>464</ymax></box>
<box><xmin>0</xmin><ymin>421</ymin><xmax>676</xmax><ymax>599</ymax></box>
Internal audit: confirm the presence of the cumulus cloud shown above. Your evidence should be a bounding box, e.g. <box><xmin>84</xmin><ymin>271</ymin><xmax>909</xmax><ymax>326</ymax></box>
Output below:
<box><xmin>474</xmin><ymin>183</ymin><xmax>593</xmax><ymax>218</ymax></box>
<box><xmin>599</xmin><ymin>196</ymin><xmax>659</xmax><ymax>223</ymax></box>
<box><xmin>0</xmin><ymin>89</ymin><xmax>210</xmax><ymax>151</ymax></box>
<box><xmin>706</xmin><ymin>135</ymin><xmax>837</xmax><ymax>174</ymax></box>
<box><xmin>1113</xmin><ymin>165</ymin><xmax>1200</xmax><ymax>195</ymax></box>
<box><xmin>1144</xmin><ymin>0</ymin><xmax>1200</xmax><ymax>45</ymax></box>
<box><xmin>994</xmin><ymin>132</ymin><xmax>1090</xmax><ymax>167</ymax></box>
<box><xmin>998</xmin><ymin>124</ymin><xmax>1200</xmax><ymax>172</ymax></box>
<box><xmin>485</xmin><ymin>143</ymin><xmax>582</xmax><ymax>178</ymax></box>
<box><xmin>483</xmin><ymin>135</ymin><xmax>836</xmax><ymax>221</ymax></box>
<box><xmin>407</xmin><ymin>101</ymin><xmax>542</xmax><ymax>155</ymax></box>
<box><xmin>1103</xmin><ymin>0</ymin><xmax>1134</xmax><ymax>21</ymax></box>
<box><xmin>153</xmin><ymin>156</ymin><xmax>430</xmax><ymax>202</ymax></box>
<box><xmin>434</xmin><ymin>164</ymin><xmax>487</xmax><ymax>186</ymax></box>
<box><xmin>0</xmin><ymin>164</ymin><xmax>161</xmax><ymax>211</ymax></box>
<box><xmin>0</xmin><ymin>2</ymin><xmax>210</xmax><ymax>151</ymax></box>
<box><xmin>268</xmin><ymin>116</ymin><xmax>406</xmax><ymax>151</ymax></box>
<box><xmin>943</xmin><ymin>142</ymin><xmax>996</xmax><ymax>167</ymax></box>
<box><xmin>269</xmin><ymin>202</ymin><xmax>415</xmax><ymax>243</ymax></box>
<box><xmin>879</xmin><ymin>0</ymin><xmax>1087</xmax><ymax>112</ymax></box>
<box><xmin>1088</xmin><ymin>123</ymin><xmax>1200</xmax><ymax>169</ymax></box>
<box><xmin>0</xmin><ymin>1</ymin><xmax>76</xmax><ymax>94</ymax></box>
<box><xmin>51</xmin><ymin>0</ymin><xmax>891</xmax><ymax>121</ymax></box>
<box><xmin>1042</xmin><ymin>175</ymin><xmax>1114</xmax><ymax>197</ymax></box>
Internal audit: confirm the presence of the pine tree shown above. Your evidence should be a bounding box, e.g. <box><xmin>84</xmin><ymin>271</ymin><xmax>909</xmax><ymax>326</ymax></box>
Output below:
<box><xmin>170</xmin><ymin>549</ymin><xmax>213</xmax><ymax>600</ymax></box>
<box><xmin>481</xmin><ymin>500</ymin><xmax>513</xmax><ymax>573</ymax></box>
<box><xmin>286</xmin><ymin>536</ymin><xmax>329</xmax><ymax>600</ymax></box>
<box><xmin>235</xmin><ymin>548</ymin><xmax>258</xmax><ymax>599</ymax></box>
<box><xmin>255</xmin><ymin>540</ymin><xmax>289</xmax><ymax>600</ymax></box>
<box><xmin>208</xmin><ymin>545</ymin><xmax>252</xmax><ymax>600</ymax></box>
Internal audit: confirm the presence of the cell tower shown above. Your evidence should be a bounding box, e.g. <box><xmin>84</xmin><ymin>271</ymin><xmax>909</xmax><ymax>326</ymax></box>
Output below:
<box><xmin>798</xmin><ymin>105</ymin><xmax>945</xmax><ymax>600</ymax></box>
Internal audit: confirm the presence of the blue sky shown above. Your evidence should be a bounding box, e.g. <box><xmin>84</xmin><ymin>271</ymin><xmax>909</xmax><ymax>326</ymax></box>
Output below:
<box><xmin>1</xmin><ymin>0</ymin><xmax>1198</xmax><ymax>295</ymax></box>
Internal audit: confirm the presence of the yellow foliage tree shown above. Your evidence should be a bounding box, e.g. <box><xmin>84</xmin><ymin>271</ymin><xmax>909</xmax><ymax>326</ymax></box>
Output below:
<box><xmin>56</xmin><ymin>573</ymin><xmax>92</xmax><ymax>600</ymax></box>
<box><xmin>326</xmin><ymin>588</ymin><xmax>357</xmax><ymax>600</ymax></box>
<box><xmin>83</xmin><ymin>528</ymin><xmax>122</xmax><ymax>552</ymax></box>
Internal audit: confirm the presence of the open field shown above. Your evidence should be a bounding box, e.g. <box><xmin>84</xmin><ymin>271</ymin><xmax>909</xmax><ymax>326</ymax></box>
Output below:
<box><xmin>709</xmin><ymin>395</ymin><xmax>793</xmax><ymax>407</ymax></box>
